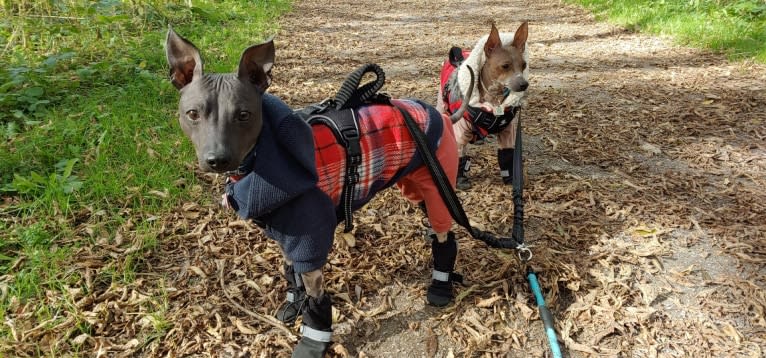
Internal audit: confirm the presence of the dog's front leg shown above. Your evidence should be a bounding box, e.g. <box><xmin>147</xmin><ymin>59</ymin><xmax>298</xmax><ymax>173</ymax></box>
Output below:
<box><xmin>292</xmin><ymin>267</ymin><xmax>332</xmax><ymax>358</ymax></box>
<box><xmin>453</xmin><ymin>118</ymin><xmax>475</xmax><ymax>190</ymax></box>
<box><xmin>274</xmin><ymin>244</ymin><xmax>332</xmax><ymax>358</ymax></box>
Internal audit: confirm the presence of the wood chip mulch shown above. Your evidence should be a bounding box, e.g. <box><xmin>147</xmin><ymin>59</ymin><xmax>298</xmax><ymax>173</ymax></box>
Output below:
<box><xmin>3</xmin><ymin>0</ymin><xmax>765</xmax><ymax>357</ymax></box>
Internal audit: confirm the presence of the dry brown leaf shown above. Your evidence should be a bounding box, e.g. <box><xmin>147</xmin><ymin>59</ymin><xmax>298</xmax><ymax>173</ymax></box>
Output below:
<box><xmin>640</xmin><ymin>142</ymin><xmax>662</xmax><ymax>155</ymax></box>
<box><xmin>72</xmin><ymin>333</ymin><xmax>90</xmax><ymax>345</ymax></box>
<box><xmin>148</xmin><ymin>189</ymin><xmax>169</xmax><ymax>198</ymax></box>
<box><xmin>476</xmin><ymin>295</ymin><xmax>504</xmax><ymax>308</ymax></box>
<box><xmin>341</xmin><ymin>232</ymin><xmax>356</xmax><ymax>248</ymax></box>
<box><xmin>188</xmin><ymin>266</ymin><xmax>207</xmax><ymax>278</ymax></box>
<box><xmin>332</xmin><ymin>343</ymin><xmax>351</xmax><ymax>357</ymax></box>
<box><xmin>720</xmin><ymin>322</ymin><xmax>742</xmax><ymax>344</ymax></box>
<box><xmin>232</xmin><ymin>317</ymin><xmax>259</xmax><ymax>335</ymax></box>
<box><xmin>637</xmin><ymin>282</ymin><xmax>660</xmax><ymax>305</ymax></box>
<box><xmin>515</xmin><ymin>301</ymin><xmax>535</xmax><ymax>321</ymax></box>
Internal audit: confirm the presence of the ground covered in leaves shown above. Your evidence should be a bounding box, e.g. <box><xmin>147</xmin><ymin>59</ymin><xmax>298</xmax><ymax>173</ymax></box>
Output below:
<box><xmin>5</xmin><ymin>0</ymin><xmax>765</xmax><ymax>356</ymax></box>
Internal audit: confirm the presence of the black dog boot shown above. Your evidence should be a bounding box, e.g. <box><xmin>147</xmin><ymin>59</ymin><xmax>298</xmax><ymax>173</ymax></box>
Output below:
<box><xmin>276</xmin><ymin>264</ymin><xmax>307</xmax><ymax>324</ymax></box>
<box><xmin>427</xmin><ymin>232</ymin><xmax>463</xmax><ymax>307</ymax></box>
<box><xmin>456</xmin><ymin>156</ymin><xmax>472</xmax><ymax>190</ymax></box>
<box><xmin>292</xmin><ymin>293</ymin><xmax>333</xmax><ymax>358</ymax></box>
<box><xmin>497</xmin><ymin>148</ymin><xmax>514</xmax><ymax>185</ymax></box>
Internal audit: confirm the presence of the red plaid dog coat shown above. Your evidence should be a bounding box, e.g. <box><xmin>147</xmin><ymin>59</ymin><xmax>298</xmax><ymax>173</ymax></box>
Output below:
<box><xmin>313</xmin><ymin>99</ymin><xmax>440</xmax><ymax>206</ymax></box>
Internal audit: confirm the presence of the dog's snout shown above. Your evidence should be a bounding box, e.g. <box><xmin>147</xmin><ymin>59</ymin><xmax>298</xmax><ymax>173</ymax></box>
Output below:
<box><xmin>205</xmin><ymin>154</ymin><xmax>231</xmax><ymax>170</ymax></box>
<box><xmin>510</xmin><ymin>77</ymin><xmax>529</xmax><ymax>92</ymax></box>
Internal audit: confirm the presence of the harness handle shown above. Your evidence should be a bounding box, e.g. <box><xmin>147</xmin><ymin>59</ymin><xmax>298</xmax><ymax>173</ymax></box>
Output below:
<box><xmin>334</xmin><ymin>63</ymin><xmax>386</xmax><ymax>110</ymax></box>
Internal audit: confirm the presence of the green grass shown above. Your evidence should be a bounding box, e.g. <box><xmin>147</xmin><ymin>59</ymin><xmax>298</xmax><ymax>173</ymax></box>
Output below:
<box><xmin>0</xmin><ymin>0</ymin><xmax>291</xmax><ymax>353</ymax></box>
<box><xmin>568</xmin><ymin>0</ymin><xmax>766</xmax><ymax>62</ymax></box>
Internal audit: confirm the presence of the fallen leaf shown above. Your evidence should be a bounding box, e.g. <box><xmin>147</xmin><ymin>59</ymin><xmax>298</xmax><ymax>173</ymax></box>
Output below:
<box><xmin>189</xmin><ymin>266</ymin><xmax>207</xmax><ymax>278</ymax></box>
<box><xmin>342</xmin><ymin>232</ymin><xmax>356</xmax><ymax>248</ymax></box>
<box><xmin>233</xmin><ymin>317</ymin><xmax>259</xmax><ymax>335</ymax></box>
<box><xmin>476</xmin><ymin>295</ymin><xmax>503</xmax><ymax>308</ymax></box>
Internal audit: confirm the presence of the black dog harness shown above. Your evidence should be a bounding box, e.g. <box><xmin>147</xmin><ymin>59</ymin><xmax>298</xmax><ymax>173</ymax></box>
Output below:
<box><xmin>294</xmin><ymin>64</ymin><xmax>387</xmax><ymax>233</ymax></box>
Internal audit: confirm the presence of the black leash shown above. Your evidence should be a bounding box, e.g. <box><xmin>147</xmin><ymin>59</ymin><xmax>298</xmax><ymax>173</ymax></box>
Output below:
<box><xmin>510</xmin><ymin>107</ymin><xmax>525</xmax><ymax>247</ymax></box>
<box><xmin>396</xmin><ymin>105</ymin><xmax>530</xmax><ymax>259</ymax></box>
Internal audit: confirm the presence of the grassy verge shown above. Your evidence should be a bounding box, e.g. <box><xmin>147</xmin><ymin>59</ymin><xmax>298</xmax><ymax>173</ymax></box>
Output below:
<box><xmin>0</xmin><ymin>0</ymin><xmax>290</xmax><ymax>353</ymax></box>
<box><xmin>567</xmin><ymin>0</ymin><xmax>766</xmax><ymax>62</ymax></box>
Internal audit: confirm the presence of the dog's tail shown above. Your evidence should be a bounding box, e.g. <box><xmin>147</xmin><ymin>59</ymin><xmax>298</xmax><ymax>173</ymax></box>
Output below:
<box><xmin>449</xmin><ymin>65</ymin><xmax>475</xmax><ymax>124</ymax></box>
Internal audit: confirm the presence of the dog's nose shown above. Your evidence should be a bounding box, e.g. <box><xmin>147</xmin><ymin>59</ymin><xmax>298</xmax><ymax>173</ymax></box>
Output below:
<box><xmin>205</xmin><ymin>154</ymin><xmax>230</xmax><ymax>170</ymax></box>
<box><xmin>518</xmin><ymin>81</ymin><xmax>528</xmax><ymax>91</ymax></box>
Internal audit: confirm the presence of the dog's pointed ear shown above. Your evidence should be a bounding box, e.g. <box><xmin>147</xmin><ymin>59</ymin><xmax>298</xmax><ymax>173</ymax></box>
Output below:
<box><xmin>484</xmin><ymin>23</ymin><xmax>502</xmax><ymax>55</ymax></box>
<box><xmin>237</xmin><ymin>37</ymin><xmax>275</xmax><ymax>93</ymax></box>
<box><xmin>165</xmin><ymin>27</ymin><xmax>203</xmax><ymax>90</ymax></box>
<box><xmin>512</xmin><ymin>21</ymin><xmax>529</xmax><ymax>52</ymax></box>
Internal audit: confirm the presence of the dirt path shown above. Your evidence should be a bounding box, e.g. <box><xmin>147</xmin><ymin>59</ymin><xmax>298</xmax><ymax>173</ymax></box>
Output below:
<box><xmin>264</xmin><ymin>1</ymin><xmax>766</xmax><ymax>356</ymax></box>
<box><xmin>57</xmin><ymin>1</ymin><xmax>765</xmax><ymax>357</ymax></box>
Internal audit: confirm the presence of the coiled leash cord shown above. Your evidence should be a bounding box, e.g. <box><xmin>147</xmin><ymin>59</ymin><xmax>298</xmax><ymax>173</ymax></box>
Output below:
<box><xmin>334</xmin><ymin>63</ymin><xmax>386</xmax><ymax>110</ymax></box>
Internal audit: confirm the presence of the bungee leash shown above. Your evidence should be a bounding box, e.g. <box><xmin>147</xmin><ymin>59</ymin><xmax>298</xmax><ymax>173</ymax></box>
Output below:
<box><xmin>505</xmin><ymin>88</ymin><xmax>563</xmax><ymax>358</ymax></box>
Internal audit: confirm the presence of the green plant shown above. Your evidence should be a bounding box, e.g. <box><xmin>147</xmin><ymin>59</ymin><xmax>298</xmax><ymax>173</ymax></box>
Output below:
<box><xmin>3</xmin><ymin>158</ymin><xmax>83</xmax><ymax>215</ymax></box>
<box><xmin>569</xmin><ymin>0</ymin><xmax>766</xmax><ymax>62</ymax></box>
<box><xmin>0</xmin><ymin>1</ymin><xmax>193</xmax><ymax>132</ymax></box>
<box><xmin>0</xmin><ymin>1</ymin><xmax>292</xmax><ymax>352</ymax></box>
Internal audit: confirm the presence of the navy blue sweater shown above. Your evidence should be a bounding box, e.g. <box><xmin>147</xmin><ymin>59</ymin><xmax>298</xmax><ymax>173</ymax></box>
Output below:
<box><xmin>225</xmin><ymin>94</ymin><xmax>337</xmax><ymax>274</ymax></box>
<box><xmin>225</xmin><ymin>94</ymin><xmax>445</xmax><ymax>274</ymax></box>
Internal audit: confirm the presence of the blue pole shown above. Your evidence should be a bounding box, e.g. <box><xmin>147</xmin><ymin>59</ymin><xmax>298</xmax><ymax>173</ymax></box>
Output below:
<box><xmin>527</xmin><ymin>270</ymin><xmax>563</xmax><ymax>358</ymax></box>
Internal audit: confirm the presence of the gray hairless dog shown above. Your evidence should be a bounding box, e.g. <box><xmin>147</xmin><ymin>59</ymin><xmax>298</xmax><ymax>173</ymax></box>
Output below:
<box><xmin>165</xmin><ymin>28</ymin><xmax>470</xmax><ymax>357</ymax></box>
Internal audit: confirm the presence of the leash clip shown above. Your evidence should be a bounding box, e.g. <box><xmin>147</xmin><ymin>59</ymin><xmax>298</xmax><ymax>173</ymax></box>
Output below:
<box><xmin>516</xmin><ymin>243</ymin><xmax>533</xmax><ymax>262</ymax></box>
<box><xmin>306</xmin><ymin>98</ymin><xmax>335</xmax><ymax>115</ymax></box>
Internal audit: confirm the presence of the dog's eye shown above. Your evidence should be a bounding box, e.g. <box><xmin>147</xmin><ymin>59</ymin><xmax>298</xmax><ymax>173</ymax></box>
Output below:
<box><xmin>237</xmin><ymin>111</ymin><xmax>251</xmax><ymax>121</ymax></box>
<box><xmin>186</xmin><ymin>110</ymin><xmax>200</xmax><ymax>121</ymax></box>
<box><xmin>522</xmin><ymin>62</ymin><xmax>527</xmax><ymax>70</ymax></box>
<box><xmin>502</xmin><ymin>63</ymin><xmax>510</xmax><ymax>70</ymax></box>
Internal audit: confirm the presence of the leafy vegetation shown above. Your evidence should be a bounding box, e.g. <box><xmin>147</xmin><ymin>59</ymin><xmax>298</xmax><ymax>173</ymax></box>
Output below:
<box><xmin>0</xmin><ymin>0</ymin><xmax>290</xmax><ymax>350</ymax></box>
<box><xmin>568</xmin><ymin>0</ymin><xmax>766</xmax><ymax>62</ymax></box>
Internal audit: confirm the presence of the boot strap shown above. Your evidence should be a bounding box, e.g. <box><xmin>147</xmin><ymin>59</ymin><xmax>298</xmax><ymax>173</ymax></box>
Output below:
<box><xmin>462</xmin><ymin>157</ymin><xmax>471</xmax><ymax>172</ymax></box>
<box><xmin>300</xmin><ymin>325</ymin><xmax>333</xmax><ymax>343</ymax></box>
<box><xmin>287</xmin><ymin>291</ymin><xmax>298</xmax><ymax>302</ymax></box>
<box><xmin>432</xmin><ymin>270</ymin><xmax>464</xmax><ymax>285</ymax></box>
